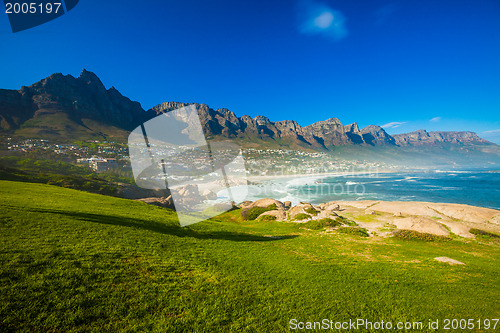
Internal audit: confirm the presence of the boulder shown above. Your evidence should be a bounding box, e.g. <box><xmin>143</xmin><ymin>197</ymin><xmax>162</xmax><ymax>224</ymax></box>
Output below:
<box><xmin>284</xmin><ymin>201</ymin><xmax>292</xmax><ymax>209</ymax></box>
<box><xmin>287</xmin><ymin>205</ymin><xmax>308</xmax><ymax>219</ymax></box>
<box><xmin>257</xmin><ymin>210</ymin><xmax>287</xmax><ymax>221</ymax></box>
<box><xmin>136</xmin><ymin>196</ymin><xmax>174</xmax><ymax>209</ymax></box>
<box><xmin>239</xmin><ymin>201</ymin><xmax>253</xmax><ymax>209</ymax></box>
<box><xmin>171</xmin><ymin>184</ymin><xmax>204</xmax><ymax>208</ymax></box>
<box><xmin>317</xmin><ymin>210</ymin><xmax>338</xmax><ymax>219</ymax></box>
<box><xmin>176</xmin><ymin>184</ymin><xmax>199</xmax><ymax>197</ymax></box>
<box><xmin>288</xmin><ymin>203</ymin><xmax>317</xmax><ymax>219</ymax></box>
<box><xmin>246</xmin><ymin>198</ymin><xmax>286</xmax><ymax>211</ymax></box>
<box><xmin>324</xmin><ymin>201</ymin><xmax>341</xmax><ymax>211</ymax></box>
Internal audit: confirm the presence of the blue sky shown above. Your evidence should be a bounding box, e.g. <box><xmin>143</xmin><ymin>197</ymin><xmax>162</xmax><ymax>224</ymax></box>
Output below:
<box><xmin>1</xmin><ymin>0</ymin><xmax>500</xmax><ymax>143</ymax></box>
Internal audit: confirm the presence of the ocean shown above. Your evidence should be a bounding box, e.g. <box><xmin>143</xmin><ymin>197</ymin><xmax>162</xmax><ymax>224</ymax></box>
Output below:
<box><xmin>236</xmin><ymin>170</ymin><xmax>500</xmax><ymax>210</ymax></box>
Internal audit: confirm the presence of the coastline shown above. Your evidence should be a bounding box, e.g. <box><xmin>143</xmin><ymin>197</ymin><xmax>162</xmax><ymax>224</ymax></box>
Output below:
<box><xmin>239</xmin><ymin>168</ymin><xmax>500</xmax><ymax>211</ymax></box>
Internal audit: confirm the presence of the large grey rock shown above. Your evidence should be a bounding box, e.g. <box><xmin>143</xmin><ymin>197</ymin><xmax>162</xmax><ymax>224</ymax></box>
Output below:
<box><xmin>136</xmin><ymin>196</ymin><xmax>174</xmax><ymax>209</ymax></box>
<box><xmin>257</xmin><ymin>210</ymin><xmax>287</xmax><ymax>221</ymax></box>
<box><xmin>245</xmin><ymin>198</ymin><xmax>285</xmax><ymax>211</ymax></box>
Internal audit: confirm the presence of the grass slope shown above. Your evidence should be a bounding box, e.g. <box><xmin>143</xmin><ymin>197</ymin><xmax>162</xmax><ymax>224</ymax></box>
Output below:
<box><xmin>0</xmin><ymin>180</ymin><xmax>499</xmax><ymax>332</ymax></box>
<box><xmin>14</xmin><ymin>112</ymin><xmax>129</xmax><ymax>142</ymax></box>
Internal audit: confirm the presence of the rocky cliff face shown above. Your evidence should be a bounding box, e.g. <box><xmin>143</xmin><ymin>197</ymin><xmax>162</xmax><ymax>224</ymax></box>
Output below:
<box><xmin>393</xmin><ymin>130</ymin><xmax>489</xmax><ymax>146</ymax></box>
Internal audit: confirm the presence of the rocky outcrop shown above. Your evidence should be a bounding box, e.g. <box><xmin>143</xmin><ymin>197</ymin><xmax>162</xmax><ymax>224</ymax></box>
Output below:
<box><xmin>239</xmin><ymin>198</ymin><xmax>500</xmax><ymax>239</ymax></box>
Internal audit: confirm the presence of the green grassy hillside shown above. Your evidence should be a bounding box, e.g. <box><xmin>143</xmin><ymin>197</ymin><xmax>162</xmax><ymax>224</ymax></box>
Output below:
<box><xmin>10</xmin><ymin>112</ymin><xmax>130</xmax><ymax>142</ymax></box>
<box><xmin>0</xmin><ymin>180</ymin><xmax>499</xmax><ymax>332</ymax></box>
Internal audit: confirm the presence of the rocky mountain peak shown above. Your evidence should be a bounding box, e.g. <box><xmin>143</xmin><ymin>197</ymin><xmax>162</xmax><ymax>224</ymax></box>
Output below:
<box><xmin>361</xmin><ymin>125</ymin><xmax>395</xmax><ymax>145</ymax></box>
<box><xmin>254</xmin><ymin>115</ymin><xmax>271</xmax><ymax>125</ymax></box>
<box><xmin>344</xmin><ymin>122</ymin><xmax>360</xmax><ymax>133</ymax></box>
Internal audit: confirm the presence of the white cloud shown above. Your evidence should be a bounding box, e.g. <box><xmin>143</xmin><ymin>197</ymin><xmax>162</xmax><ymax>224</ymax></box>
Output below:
<box><xmin>314</xmin><ymin>12</ymin><xmax>334</xmax><ymax>29</ymax></box>
<box><xmin>483</xmin><ymin>129</ymin><xmax>500</xmax><ymax>134</ymax></box>
<box><xmin>382</xmin><ymin>121</ymin><xmax>407</xmax><ymax>129</ymax></box>
<box><xmin>297</xmin><ymin>0</ymin><xmax>348</xmax><ymax>41</ymax></box>
<box><xmin>430</xmin><ymin>117</ymin><xmax>441</xmax><ymax>122</ymax></box>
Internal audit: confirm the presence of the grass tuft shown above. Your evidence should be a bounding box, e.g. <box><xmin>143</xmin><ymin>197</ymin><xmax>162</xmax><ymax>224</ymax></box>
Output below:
<box><xmin>304</xmin><ymin>207</ymin><xmax>319</xmax><ymax>216</ymax></box>
<box><xmin>292</xmin><ymin>213</ymin><xmax>311</xmax><ymax>221</ymax></box>
<box><xmin>470</xmin><ymin>228</ymin><xmax>500</xmax><ymax>239</ymax></box>
<box><xmin>241</xmin><ymin>204</ymin><xmax>276</xmax><ymax>220</ymax></box>
<box><xmin>258</xmin><ymin>215</ymin><xmax>277</xmax><ymax>222</ymax></box>
<box><xmin>393</xmin><ymin>229</ymin><xmax>451</xmax><ymax>242</ymax></box>
<box><xmin>303</xmin><ymin>218</ymin><xmax>331</xmax><ymax>230</ymax></box>
<box><xmin>335</xmin><ymin>216</ymin><xmax>358</xmax><ymax>226</ymax></box>
<box><xmin>338</xmin><ymin>227</ymin><xmax>369</xmax><ymax>237</ymax></box>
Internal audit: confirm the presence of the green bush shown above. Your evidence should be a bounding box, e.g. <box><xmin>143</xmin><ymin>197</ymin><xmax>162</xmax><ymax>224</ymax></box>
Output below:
<box><xmin>393</xmin><ymin>229</ymin><xmax>451</xmax><ymax>242</ymax></box>
<box><xmin>338</xmin><ymin>227</ymin><xmax>369</xmax><ymax>237</ymax></box>
<box><xmin>469</xmin><ymin>228</ymin><xmax>500</xmax><ymax>239</ymax></box>
<box><xmin>303</xmin><ymin>219</ymin><xmax>330</xmax><ymax>230</ymax></box>
<box><xmin>324</xmin><ymin>218</ymin><xmax>341</xmax><ymax>227</ymax></box>
<box><xmin>335</xmin><ymin>216</ymin><xmax>357</xmax><ymax>226</ymax></box>
<box><xmin>292</xmin><ymin>213</ymin><xmax>311</xmax><ymax>221</ymax></box>
<box><xmin>258</xmin><ymin>215</ymin><xmax>277</xmax><ymax>222</ymax></box>
<box><xmin>304</xmin><ymin>207</ymin><xmax>319</xmax><ymax>216</ymax></box>
<box><xmin>241</xmin><ymin>204</ymin><xmax>276</xmax><ymax>221</ymax></box>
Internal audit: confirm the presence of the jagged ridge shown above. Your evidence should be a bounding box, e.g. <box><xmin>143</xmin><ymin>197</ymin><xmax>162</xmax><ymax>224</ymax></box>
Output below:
<box><xmin>0</xmin><ymin>70</ymin><xmax>494</xmax><ymax>149</ymax></box>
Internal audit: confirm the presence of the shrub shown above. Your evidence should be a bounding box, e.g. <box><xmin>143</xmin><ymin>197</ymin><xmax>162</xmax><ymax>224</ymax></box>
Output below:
<box><xmin>304</xmin><ymin>207</ymin><xmax>319</xmax><ymax>216</ymax></box>
<box><xmin>241</xmin><ymin>204</ymin><xmax>276</xmax><ymax>221</ymax></box>
<box><xmin>258</xmin><ymin>215</ymin><xmax>277</xmax><ymax>222</ymax></box>
<box><xmin>292</xmin><ymin>213</ymin><xmax>311</xmax><ymax>221</ymax></box>
<box><xmin>303</xmin><ymin>218</ymin><xmax>330</xmax><ymax>230</ymax></box>
<box><xmin>393</xmin><ymin>229</ymin><xmax>451</xmax><ymax>242</ymax></box>
<box><xmin>335</xmin><ymin>216</ymin><xmax>357</xmax><ymax>226</ymax></box>
<box><xmin>469</xmin><ymin>228</ymin><xmax>500</xmax><ymax>239</ymax></box>
<box><xmin>338</xmin><ymin>227</ymin><xmax>369</xmax><ymax>237</ymax></box>
<box><xmin>318</xmin><ymin>217</ymin><xmax>341</xmax><ymax>227</ymax></box>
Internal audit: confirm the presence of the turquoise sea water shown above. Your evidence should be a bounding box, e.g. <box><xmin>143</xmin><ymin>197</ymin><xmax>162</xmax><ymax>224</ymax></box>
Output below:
<box><xmin>242</xmin><ymin>170</ymin><xmax>500</xmax><ymax>210</ymax></box>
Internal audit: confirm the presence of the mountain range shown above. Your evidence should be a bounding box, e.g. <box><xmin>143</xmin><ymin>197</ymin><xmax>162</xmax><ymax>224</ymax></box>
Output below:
<box><xmin>0</xmin><ymin>70</ymin><xmax>496</xmax><ymax>154</ymax></box>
